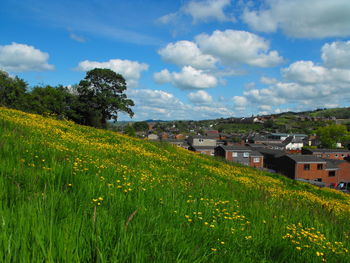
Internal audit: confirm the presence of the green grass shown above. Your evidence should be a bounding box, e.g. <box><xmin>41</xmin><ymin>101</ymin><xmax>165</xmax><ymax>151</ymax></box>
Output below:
<box><xmin>0</xmin><ymin>107</ymin><xmax>349</xmax><ymax>262</ymax></box>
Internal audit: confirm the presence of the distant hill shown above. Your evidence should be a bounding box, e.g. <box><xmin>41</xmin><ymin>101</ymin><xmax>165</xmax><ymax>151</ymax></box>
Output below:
<box><xmin>1</xmin><ymin>107</ymin><xmax>349</xmax><ymax>262</ymax></box>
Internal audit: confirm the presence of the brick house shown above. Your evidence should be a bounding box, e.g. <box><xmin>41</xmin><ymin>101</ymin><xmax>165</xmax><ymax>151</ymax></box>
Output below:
<box><xmin>324</xmin><ymin>159</ymin><xmax>350</xmax><ymax>187</ymax></box>
<box><xmin>215</xmin><ymin>145</ymin><xmax>264</xmax><ymax>168</ymax></box>
<box><xmin>275</xmin><ymin>155</ymin><xmax>327</xmax><ymax>181</ymax></box>
<box><xmin>274</xmin><ymin>155</ymin><xmax>350</xmax><ymax>186</ymax></box>
<box><xmin>302</xmin><ymin>148</ymin><xmax>350</xmax><ymax>160</ymax></box>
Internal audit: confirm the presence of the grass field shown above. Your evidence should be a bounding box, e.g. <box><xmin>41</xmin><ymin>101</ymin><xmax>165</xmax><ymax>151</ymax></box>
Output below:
<box><xmin>0</xmin><ymin>107</ymin><xmax>349</xmax><ymax>262</ymax></box>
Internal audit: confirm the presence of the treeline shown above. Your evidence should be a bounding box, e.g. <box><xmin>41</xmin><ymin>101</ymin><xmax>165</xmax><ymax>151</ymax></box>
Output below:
<box><xmin>0</xmin><ymin>68</ymin><xmax>134</xmax><ymax>128</ymax></box>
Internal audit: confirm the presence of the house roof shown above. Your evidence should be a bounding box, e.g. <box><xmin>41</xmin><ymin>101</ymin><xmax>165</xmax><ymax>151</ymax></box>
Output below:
<box><xmin>191</xmin><ymin>146</ymin><xmax>216</xmax><ymax>150</ymax></box>
<box><xmin>250</xmin><ymin>151</ymin><xmax>263</xmax><ymax>157</ymax></box>
<box><xmin>255</xmin><ymin>148</ymin><xmax>285</xmax><ymax>158</ymax></box>
<box><xmin>325</xmin><ymin>159</ymin><xmax>345</xmax><ymax>170</ymax></box>
<box><xmin>307</xmin><ymin>148</ymin><xmax>350</xmax><ymax>153</ymax></box>
<box><xmin>218</xmin><ymin>145</ymin><xmax>252</xmax><ymax>151</ymax></box>
<box><xmin>189</xmin><ymin>135</ymin><xmax>216</xmax><ymax>140</ymax></box>
<box><xmin>285</xmin><ymin>154</ymin><xmax>326</xmax><ymax>163</ymax></box>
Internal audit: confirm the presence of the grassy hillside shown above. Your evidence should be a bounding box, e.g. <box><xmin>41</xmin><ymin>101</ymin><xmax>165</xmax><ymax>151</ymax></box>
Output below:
<box><xmin>0</xmin><ymin>107</ymin><xmax>349</xmax><ymax>262</ymax></box>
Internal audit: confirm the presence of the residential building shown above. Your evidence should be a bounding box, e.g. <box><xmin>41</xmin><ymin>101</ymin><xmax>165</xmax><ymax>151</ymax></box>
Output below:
<box><xmin>302</xmin><ymin>148</ymin><xmax>350</xmax><ymax>160</ymax></box>
<box><xmin>215</xmin><ymin>145</ymin><xmax>264</xmax><ymax>168</ymax></box>
<box><xmin>190</xmin><ymin>145</ymin><xmax>216</xmax><ymax>156</ymax></box>
<box><xmin>187</xmin><ymin>135</ymin><xmax>216</xmax><ymax>147</ymax></box>
<box><xmin>274</xmin><ymin>154</ymin><xmax>350</xmax><ymax>187</ymax></box>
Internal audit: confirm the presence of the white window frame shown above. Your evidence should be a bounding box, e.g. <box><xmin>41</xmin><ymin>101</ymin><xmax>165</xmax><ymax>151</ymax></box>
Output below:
<box><xmin>243</xmin><ymin>152</ymin><xmax>249</xmax><ymax>158</ymax></box>
<box><xmin>253</xmin><ymin>157</ymin><xmax>260</xmax><ymax>163</ymax></box>
<box><xmin>232</xmin><ymin>152</ymin><xmax>238</xmax><ymax>157</ymax></box>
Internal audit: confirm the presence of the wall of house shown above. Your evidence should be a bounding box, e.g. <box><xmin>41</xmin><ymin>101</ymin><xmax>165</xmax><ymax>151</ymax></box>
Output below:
<box><xmin>337</xmin><ymin>161</ymin><xmax>350</xmax><ymax>183</ymax></box>
<box><xmin>192</xmin><ymin>138</ymin><xmax>216</xmax><ymax>147</ymax></box>
<box><xmin>303</xmin><ymin>149</ymin><xmax>350</xmax><ymax>160</ymax></box>
<box><xmin>275</xmin><ymin>156</ymin><xmax>296</xmax><ymax>179</ymax></box>
<box><xmin>249</xmin><ymin>157</ymin><xmax>264</xmax><ymax>168</ymax></box>
<box><xmin>295</xmin><ymin>163</ymin><xmax>326</xmax><ymax>182</ymax></box>
<box><xmin>319</xmin><ymin>153</ymin><xmax>350</xmax><ymax>160</ymax></box>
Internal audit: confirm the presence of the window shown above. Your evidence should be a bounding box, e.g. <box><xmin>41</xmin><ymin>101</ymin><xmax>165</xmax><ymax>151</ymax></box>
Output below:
<box><xmin>315</xmin><ymin>178</ymin><xmax>322</xmax><ymax>182</ymax></box>
<box><xmin>253</xmin><ymin>157</ymin><xmax>260</xmax><ymax>163</ymax></box>
<box><xmin>199</xmin><ymin>139</ymin><xmax>204</xmax><ymax>143</ymax></box>
<box><xmin>341</xmin><ymin>154</ymin><xmax>345</xmax><ymax>157</ymax></box>
<box><xmin>335</xmin><ymin>154</ymin><xmax>338</xmax><ymax>157</ymax></box>
<box><xmin>317</xmin><ymin>164</ymin><xmax>323</xmax><ymax>170</ymax></box>
<box><xmin>243</xmin><ymin>152</ymin><xmax>249</xmax><ymax>158</ymax></box>
<box><xmin>328</xmin><ymin>171</ymin><xmax>336</xmax><ymax>177</ymax></box>
<box><xmin>304</xmin><ymin>164</ymin><xmax>310</xmax><ymax>170</ymax></box>
<box><xmin>232</xmin><ymin>152</ymin><xmax>238</xmax><ymax>157</ymax></box>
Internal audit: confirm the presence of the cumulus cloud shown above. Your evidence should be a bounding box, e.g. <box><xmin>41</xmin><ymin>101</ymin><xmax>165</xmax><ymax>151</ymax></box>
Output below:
<box><xmin>76</xmin><ymin>59</ymin><xmax>148</xmax><ymax>87</ymax></box>
<box><xmin>231</xmin><ymin>40</ymin><xmax>350</xmax><ymax>114</ymax></box>
<box><xmin>242</xmin><ymin>0</ymin><xmax>350</xmax><ymax>38</ymax></box>
<box><xmin>158</xmin><ymin>40</ymin><xmax>217</xmax><ymax>69</ymax></box>
<box><xmin>282</xmin><ymin>61</ymin><xmax>328</xmax><ymax>84</ymax></box>
<box><xmin>322</xmin><ymin>41</ymin><xmax>350</xmax><ymax>69</ymax></box>
<box><xmin>154</xmin><ymin>66</ymin><xmax>218</xmax><ymax>90</ymax></box>
<box><xmin>158</xmin><ymin>0</ymin><xmax>234</xmax><ymax>24</ymax></box>
<box><xmin>260</xmin><ymin>76</ymin><xmax>278</xmax><ymax>85</ymax></box>
<box><xmin>188</xmin><ymin>90</ymin><xmax>213</xmax><ymax>104</ymax></box>
<box><xmin>195</xmin><ymin>30</ymin><xmax>283</xmax><ymax>67</ymax></box>
<box><xmin>0</xmin><ymin>42</ymin><xmax>54</xmax><ymax>72</ymax></box>
<box><xmin>124</xmin><ymin>89</ymin><xmax>233</xmax><ymax>120</ymax></box>
<box><xmin>183</xmin><ymin>0</ymin><xmax>234</xmax><ymax>23</ymax></box>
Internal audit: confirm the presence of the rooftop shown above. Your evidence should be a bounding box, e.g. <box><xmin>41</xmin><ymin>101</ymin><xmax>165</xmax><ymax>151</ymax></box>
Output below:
<box><xmin>285</xmin><ymin>154</ymin><xmax>326</xmax><ymax>163</ymax></box>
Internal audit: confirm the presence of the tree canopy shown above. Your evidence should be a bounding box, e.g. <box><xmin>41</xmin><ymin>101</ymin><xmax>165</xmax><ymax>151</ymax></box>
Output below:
<box><xmin>77</xmin><ymin>68</ymin><xmax>134</xmax><ymax>128</ymax></box>
<box><xmin>316</xmin><ymin>124</ymin><xmax>350</xmax><ymax>148</ymax></box>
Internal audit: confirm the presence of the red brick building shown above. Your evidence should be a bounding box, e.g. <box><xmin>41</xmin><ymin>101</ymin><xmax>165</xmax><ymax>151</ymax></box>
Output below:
<box><xmin>215</xmin><ymin>145</ymin><xmax>264</xmax><ymax>168</ymax></box>
<box><xmin>302</xmin><ymin>148</ymin><xmax>350</xmax><ymax>160</ymax></box>
<box><xmin>275</xmin><ymin>155</ymin><xmax>350</xmax><ymax>186</ymax></box>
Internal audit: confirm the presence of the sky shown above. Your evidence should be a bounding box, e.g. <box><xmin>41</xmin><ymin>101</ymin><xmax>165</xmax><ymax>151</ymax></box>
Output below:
<box><xmin>1</xmin><ymin>0</ymin><xmax>350</xmax><ymax>121</ymax></box>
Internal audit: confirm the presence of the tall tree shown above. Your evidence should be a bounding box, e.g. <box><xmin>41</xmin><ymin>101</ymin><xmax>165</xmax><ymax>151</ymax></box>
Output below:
<box><xmin>0</xmin><ymin>70</ymin><xmax>28</xmax><ymax>110</ymax></box>
<box><xmin>77</xmin><ymin>68</ymin><xmax>134</xmax><ymax>128</ymax></box>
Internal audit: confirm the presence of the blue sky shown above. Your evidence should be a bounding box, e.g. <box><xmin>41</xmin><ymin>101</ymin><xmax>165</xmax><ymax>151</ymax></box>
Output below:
<box><xmin>1</xmin><ymin>0</ymin><xmax>350</xmax><ymax>121</ymax></box>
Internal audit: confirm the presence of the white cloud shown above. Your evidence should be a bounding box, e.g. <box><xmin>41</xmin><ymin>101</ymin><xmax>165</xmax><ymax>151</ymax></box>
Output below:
<box><xmin>153</xmin><ymin>69</ymin><xmax>172</xmax><ymax>84</ymax></box>
<box><xmin>0</xmin><ymin>42</ymin><xmax>54</xmax><ymax>72</ymax></box>
<box><xmin>183</xmin><ymin>0</ymin><xmax>234</xmax><ymax>23</ymax></box>
<box><xmin>158</xmin><ymin>0</ymin><xmax>234</xmax><ymax>24</ymax></box>
<box><xmin>195</xmin><ymin>30</ymin><xmax>283</xmax><ymax>67</ymax></box>
<box><xmin>76</xmin><ymin>59</ymin><xmax>148</xmax><ymax>87</ymax></box>
<box><xmin>260</xmin><ymin>76</ymin><xmax>278</xmax><ymax>85</ymax></box>
<box><xmin>242</xmin><ymin>0</ymin><xmax>350</xmax><ymax>38</ymax></box>
<box><xmin>259</xmin><ymin>105</ymin><xmax>272</xmax><ymax>111</ymax></box>
<box><xmin>233</xmin><ymin>96</ymin><xmax>248</xmax><ymax>107</ymax></box>
<box><xmin>158</xmin><ymin>40</ymin><xmax>217</xmax><ymax>69</ymax></box>
<box><xmin>69</xmin><ymin>33</ymin><xmax>86</xmax><ymax>43</ymax></box>
<box><xmin>282</xmin><ymin>61</ymin><xmax>328</xmax><ymax>84</ymax></box>
<box><xmin>124</xmin><ymin>89</ymin><xmax>234</xmax><ymax>120</ymax></box>
<box><xmin>154</xmin><ymin>66</ymin><xmax>218</xmax><ymax>90</ymax></box>
<box><xmin>188</xmin><ymin>90</ymin><xmax>213</xmax><ymax>104</ymax></box>
<box><xmin>322</xmin><ymin>41</ymin><xmax>350</xmax><ymax>69</ymax></box>
<box><xmin>282</xmin><ymin>60</ymin><xmax>350</xmax><ymax>84</ymax></box>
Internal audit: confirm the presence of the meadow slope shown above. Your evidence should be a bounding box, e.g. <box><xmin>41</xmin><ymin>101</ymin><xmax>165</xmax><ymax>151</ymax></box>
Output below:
<box><xmin>0</xmin><ymin>107</ymin><xmax>349</xmax><ymax>262</ymax></box>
